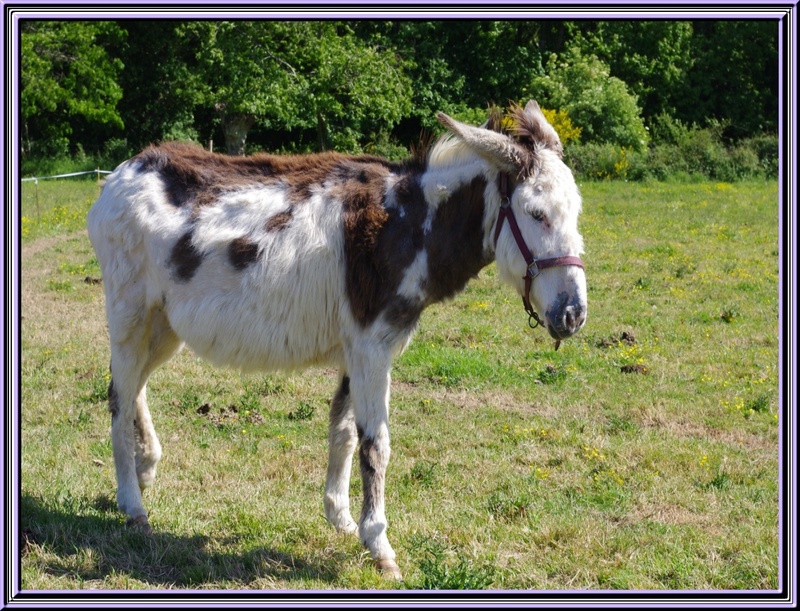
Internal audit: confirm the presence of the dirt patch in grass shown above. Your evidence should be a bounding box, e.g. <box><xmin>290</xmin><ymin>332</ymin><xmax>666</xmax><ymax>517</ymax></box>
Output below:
<box><xmin>196</xmin><ymin>403</ymin><xmax>267</xmax><ymax>428</ymax></box>
<box><xmin>626</xmin><ymin>502</ymin><xmax>723</xmax><ymax>534</ymax></box>
<box><xmin>22</xmin><ymin>230</ymin><xmax>86</xmax><ymax>259</ymax></box>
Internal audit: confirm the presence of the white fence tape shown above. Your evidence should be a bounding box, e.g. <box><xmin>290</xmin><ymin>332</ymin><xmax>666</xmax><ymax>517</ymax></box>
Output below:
<box><xmin>22</xmin><ymin>170</ymin><xmax>113</xmax><ymax>183</ymax></box>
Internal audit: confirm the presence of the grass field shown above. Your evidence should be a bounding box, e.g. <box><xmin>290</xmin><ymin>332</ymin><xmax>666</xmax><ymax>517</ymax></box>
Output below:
<box><xmin>18</xmin><ymin>177</ymin><xmax>781</xmax><ymax>591</ymax></box>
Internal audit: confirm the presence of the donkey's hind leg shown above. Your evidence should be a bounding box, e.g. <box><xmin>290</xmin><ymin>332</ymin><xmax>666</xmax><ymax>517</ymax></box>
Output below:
<box><xmin>324</xmin><ymin>371</ymin><xmax>359</xmax><ymax>534</ymax></box>
<box><xmin>133</xmin><ymin>308</ymin><xmax>182</xmax><ymax>491</ymax></box>
<box><xmin>109</xmin><ymin>305</ymin><xmax>182</xmax><ymax>530</ymax></box>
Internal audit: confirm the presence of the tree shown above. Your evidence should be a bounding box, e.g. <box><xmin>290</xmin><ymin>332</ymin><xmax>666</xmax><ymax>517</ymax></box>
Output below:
<box><xmin>295</xmin><ymin>22</ymin><xmax>411</xmax><ymax>152</ymax></box>
<box><xmin>528</xmin><ymin>46</ymin><xmax>649</xmax><ymax>150</ymax></box>
<box><xmin>176</xmin><ymin>21</ymin><xmax>301</xmax><ymax>155</ymax></box>
<box><xmin>680</xmin><ymin>20</ymin><xmax>778</xmax><ymax>138</ymax></box>
<box><xmin>352</xmin><ymin>21</ymin><xmax>549</xmax><ymax>136</ymax></box>
<box><xmin>116</xmin><ymin>21</ymin><xmax>202</xmax><ymax>151</ymax></box>
<box><xmin>21</xmin><ymin>21</ymin><xmax>125</xmax><ymax>156</ymax></box>
<box><xmin>176</xmin><ymin>21</ymin><xmax>411</xmax><ymax>155</ymax></box>
<box><xmin>570</xmin><ymin>21</ymin><xmax>694</xmax><ymax>121</ymax></box>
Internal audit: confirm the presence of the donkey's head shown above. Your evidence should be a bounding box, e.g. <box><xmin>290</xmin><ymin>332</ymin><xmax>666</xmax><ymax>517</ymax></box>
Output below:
<box><xmin>437</xmin><ymin>100</ymin><xmax>587</xmax><ymax>341</ymax></box>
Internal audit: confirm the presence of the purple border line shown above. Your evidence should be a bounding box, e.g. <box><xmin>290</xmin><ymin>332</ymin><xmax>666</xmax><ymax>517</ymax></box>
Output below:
<box><xmin>5</xmin><ymin>3</ymin><xmax>796</xmax><ymax>607</ymax></box>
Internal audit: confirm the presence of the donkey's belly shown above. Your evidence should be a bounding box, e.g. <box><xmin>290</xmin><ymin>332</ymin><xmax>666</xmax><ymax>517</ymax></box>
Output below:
<box><xmin>161</xmin><ymin>271</ymin><xmax>345</xmax><ymax>372</ymax></box>
<box><xmin>168</xmin><ymin>300</ymin><xmax>344</xmax><ymax>371</ymax></box>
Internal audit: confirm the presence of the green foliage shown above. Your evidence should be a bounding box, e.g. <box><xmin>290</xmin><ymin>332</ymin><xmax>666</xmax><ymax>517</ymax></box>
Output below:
<box><xmin>402</xmin><ymin>460</ymin><xmax>439</xmax><ymax>488</ymax></box>
<box><xmin>681</xmin><ymin>21</ymin><xmax>778</xmax><ymax>138</ymax></box>
<box><xmin>568</xmin><ymin>118</ymin><xmax>778</xmax><ymax>182</ymax></box>
<box><xmin>572</xmin><ymin>21</ymin><xmax>694</xmax><ymax>120</ymax></box>
<box><xmin>536</xmin><ymin>364</ymin><xmax>569</xmax><ymax>385</ymax></box>
<box><xmin>529</xmin><ymin>46</ymin><xmax>649</xmax><ymax>151</ymax></box>
<box><xmin>20</xmin><ymin>19</ymin><xmax>778</xmax><ymax>180</ymax></box>
<box><xmin>176</xmin><ymin>21</ymin><xmax>412</xmax><ymax>154</ymax></box>
<box><xmin>21</xmin><ymin>21</ymin><xmax>125</xmax><ymax>157</ymax></box>
<box><xmin>567</xmin><ymin>143</ymin><xmax>640</xmax><ymax>181</ymax></box>
<box><xmin>287</xmin><ymin>401</ymin><xmax>315</xmax><ymax>421</ymax></box>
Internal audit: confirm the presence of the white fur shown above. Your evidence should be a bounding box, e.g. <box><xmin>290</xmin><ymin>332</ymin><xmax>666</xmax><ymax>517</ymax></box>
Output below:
<box><xmin>396</xmin><ymin>250</ymin><xmax>429</xmax><ymax>300</ymax></box>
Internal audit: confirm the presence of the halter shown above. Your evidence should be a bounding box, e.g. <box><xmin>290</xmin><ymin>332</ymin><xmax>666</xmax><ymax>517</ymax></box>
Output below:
<box><xmin>494</xmin><ymin>173</ymin><xmax>585</xmax><ymax>331</ymax></box>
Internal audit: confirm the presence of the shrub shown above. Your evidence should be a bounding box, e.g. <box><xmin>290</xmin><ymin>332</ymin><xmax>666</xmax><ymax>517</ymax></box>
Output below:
<box><xmin>528</xmin><ymin>46</ymin><xmax>649</xmax><ymax>151</ymax></box>
<box><xmin>567</xmin><ymin>143</ymin><xmax>637</xmax><ymax>181</ymax></box>
<box><xmin>99</xmin><ymin>138</ymin><xmax>132</xmax><ymax>169</ymax></box>
<box><xmin>567</xmin><ymin>113</ymin><xmax>778</xmax><ymax>182</ymax></box>
<box><xmin>744</xmin><ymin>133</ymin><xmax>779</xmax><ymax>177</ymax></box>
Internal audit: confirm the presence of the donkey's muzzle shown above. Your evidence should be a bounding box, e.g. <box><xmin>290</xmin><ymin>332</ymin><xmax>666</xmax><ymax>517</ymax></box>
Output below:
<box><xmin>546</xmin><ymin>296</ymin><xmax>587</xmax><ymax>340</ymax></box>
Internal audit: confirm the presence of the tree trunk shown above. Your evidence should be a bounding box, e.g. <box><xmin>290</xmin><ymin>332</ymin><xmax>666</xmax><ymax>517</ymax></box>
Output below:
<box><xmin>222</xmin><ymin>114</ymin><xmax>256</xmax><ymax>156</ymax></box>
<box><xmin>316</xmin><ymin>112</ymin><xmax>327</xmax><ymax>152</ymax></box>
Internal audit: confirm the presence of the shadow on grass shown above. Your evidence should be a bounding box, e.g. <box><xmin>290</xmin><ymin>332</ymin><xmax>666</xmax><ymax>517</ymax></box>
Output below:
<box><xmin>20</xmin><ymin>493</ymin><xmax>341</xmax><ymax>588</ymax></box>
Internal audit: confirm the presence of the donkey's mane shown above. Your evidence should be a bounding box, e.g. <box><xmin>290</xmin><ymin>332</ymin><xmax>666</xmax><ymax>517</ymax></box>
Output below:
<box><xmin>427</xmin><ymin>132</ymin><xmax>475</xmax><ymax>170</ymax></box>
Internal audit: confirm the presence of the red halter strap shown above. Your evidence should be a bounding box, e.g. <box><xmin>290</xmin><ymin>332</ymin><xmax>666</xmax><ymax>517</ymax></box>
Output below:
<box><xmin>494</xmin><ymin>173</ymin><xmax>585</xmax><ymax>329</ymax></box>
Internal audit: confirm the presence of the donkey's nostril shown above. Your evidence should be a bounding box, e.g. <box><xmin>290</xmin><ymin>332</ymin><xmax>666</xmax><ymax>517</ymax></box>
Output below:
<box><xmin>564</xmin><ymin>304</ymin><xmax>586</xmax><ymax>333</ymax></box>
<box><xmin>566</xmin><ymin>307</ymin><xmax>576</xmax><ymax>327</ymax></box>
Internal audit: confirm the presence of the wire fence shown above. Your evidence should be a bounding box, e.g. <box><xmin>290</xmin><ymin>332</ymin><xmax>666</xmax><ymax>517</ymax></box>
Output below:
<box><xmin>21</xmin><ymin>169</ymin><xmax>113</xmax><ymax>183</ymax></box>
<box><xmin>22</xmin><ymin>169</ymin><xmax>112</xmax><ymax>224</ymax></box>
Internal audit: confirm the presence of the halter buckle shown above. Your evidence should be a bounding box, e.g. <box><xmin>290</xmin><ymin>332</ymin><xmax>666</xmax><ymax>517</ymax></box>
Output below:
<box><xmin>526</xmin><ymin>260</ymin><xmax>541</xmax><ymax>279</ymax></box>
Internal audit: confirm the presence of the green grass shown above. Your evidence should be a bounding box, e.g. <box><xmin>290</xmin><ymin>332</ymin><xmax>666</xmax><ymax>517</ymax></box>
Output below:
<box><xmin>19</xmin><ymin>179</ymin><xmax>780</xmax><ymax>591</ymax></box>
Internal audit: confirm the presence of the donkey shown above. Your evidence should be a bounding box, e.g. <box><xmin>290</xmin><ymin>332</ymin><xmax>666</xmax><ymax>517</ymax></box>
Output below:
<box><xmin>87</xmin><ymin>100</ymin><xmax>587</xmax><ymax>580</ymax></box>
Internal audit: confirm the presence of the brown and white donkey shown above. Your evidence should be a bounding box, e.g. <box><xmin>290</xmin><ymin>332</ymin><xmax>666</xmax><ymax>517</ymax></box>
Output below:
<box><xmin>88</xmin><ymin>100</ymin><xmax>587</xmax><ymax>579</ymax></box>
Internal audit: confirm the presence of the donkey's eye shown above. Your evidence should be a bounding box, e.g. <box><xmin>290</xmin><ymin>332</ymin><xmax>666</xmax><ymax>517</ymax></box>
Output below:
<box><xmin>531</xmin><ymin>210</ymin><xmax>546</xmax><ymax>222</ymax></box>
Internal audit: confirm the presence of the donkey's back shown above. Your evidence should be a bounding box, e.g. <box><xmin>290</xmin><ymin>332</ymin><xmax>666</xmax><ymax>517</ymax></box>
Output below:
<box><xmin>88</xmin><ymin>143</ymin><xmax>387</xmax><ymax>372</ymax></box>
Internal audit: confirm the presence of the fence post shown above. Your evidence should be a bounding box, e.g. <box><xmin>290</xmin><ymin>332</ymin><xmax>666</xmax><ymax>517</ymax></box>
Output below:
<box><xmin>34</xmin><ymin>177</ymin><xmax>40</xmax><ymax>223</ymax></box>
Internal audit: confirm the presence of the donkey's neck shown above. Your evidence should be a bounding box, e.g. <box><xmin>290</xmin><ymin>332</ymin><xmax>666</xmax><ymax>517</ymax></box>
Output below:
<box><xmin>344</xmin><ymin>160</ymin><xmax>496</xmax><ymax>333</ymax></box>
<box><xmin>418</xmin><ymin>173</ymin><xmax>495</xmax><ymax>304</ymax></box>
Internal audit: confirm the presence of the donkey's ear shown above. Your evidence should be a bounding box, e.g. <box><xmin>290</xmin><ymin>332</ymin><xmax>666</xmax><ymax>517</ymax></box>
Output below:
<box><xmin>436</xmin><ymin>112</ymin><xmax>533</xmax><ymax>174</ymax></box>
<box><xmin>511</xmin><ymin>100</ymin><xmax>563</xmax><ymax>157</ymax></box>
<box><xmin>524</xmin><ymin>99</ymin><xmax>543</xmax><ymax>114</ymax></box>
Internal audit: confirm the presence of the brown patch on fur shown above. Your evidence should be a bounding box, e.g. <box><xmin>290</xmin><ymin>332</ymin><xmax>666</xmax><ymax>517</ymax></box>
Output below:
<box><xmin>340</xmin><ymin>162</ymin><xmax>399</xmax><ymax>326</ymax></box>
<box><xmin>329</xmin><ymin>376</ymin><xmax>352</xmax><ymax>430</ymax></box>
<box><xmin>342</xmin><ymin>166</ymin><xmax>491</xmax><ymax>329</ymax></box>
<box><xmin>425</xmin><ymin>176</ymin><xmax>491</xmax><ymax>302</ymax></box>
<box><xmin>170</xmin><ymin>229</ymin><xmax>204</xmax><ymax>282</ymax></box>
<box><xmin>358</xmin><ymin>434</ymin><xmax>379</xmax><ymax>479</ymax></box>
<box><xmin>265</xmin><ymin>210</ymin><xmax>294</xmax><ymax>232</ymax></box>
<box><xmin>409</xmin><ymin>130</ymin><xmax>435</xmax><ymax>168</ymax></box>
<box><xmin>341</xmin><ymin>164</ymin><xmax>432</xmax><ymax>328</ymax></box>
<box><xmin>108</xmin><ymin>379</ymin><xmax>119</xmax><ymax>418</ymax></box>
<box><xmin>134</xmin><ymin>142</ymin><xmax>425</xmax><ymax>213</ymax></box>
<box><xmin>357</xmin><ymin>430</ymin><xmax>386</xmax><ymax>525</ymax></box>
<box><xmin>135</xmin><ymin>143</ymin><xmax>390</xmax><ymax>209</ymax></box>
<box><xmin>227</xmin><ymin>236</ymin><xmax>260</xmax><ymax>270</ymax></box>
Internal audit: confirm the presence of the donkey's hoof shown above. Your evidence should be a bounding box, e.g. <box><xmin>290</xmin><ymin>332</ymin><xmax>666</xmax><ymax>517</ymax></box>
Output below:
<box><xmin>375</xmin><ymin>558</ymin><xmax>403</xmax><ymax>581</ymax></box>
<box><xmin>335</xmin><ymin>518</ymin><xmax>359</xmax><ymax>536</ymax></box>
<box><xmin>126</xmin><ymin>515</ymin><xmax>152</xmax><ymax>534</ymax></box>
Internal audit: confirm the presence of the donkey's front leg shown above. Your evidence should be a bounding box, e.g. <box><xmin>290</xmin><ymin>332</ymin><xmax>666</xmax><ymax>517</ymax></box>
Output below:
<box><xmin>324</xmin><ymin>372</ymin><xmax>358</xmax><ymax>534</ymax></box>
<box><xmin>349</xmin><ymin>355</ymin><xmax>402</xmax><ymax>580</ymax></box>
